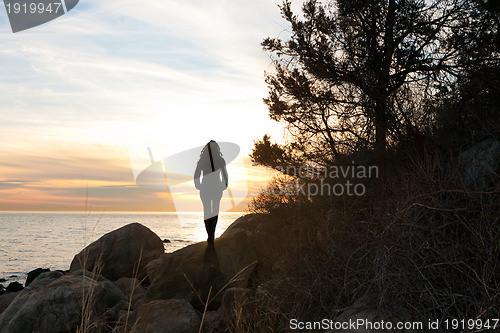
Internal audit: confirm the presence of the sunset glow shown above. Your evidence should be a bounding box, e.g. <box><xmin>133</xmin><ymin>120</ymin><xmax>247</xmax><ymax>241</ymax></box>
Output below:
<box><xmin>0</xmin><ymin>0</ymin><xmax>284</xmax><ymax>211</ymax></box>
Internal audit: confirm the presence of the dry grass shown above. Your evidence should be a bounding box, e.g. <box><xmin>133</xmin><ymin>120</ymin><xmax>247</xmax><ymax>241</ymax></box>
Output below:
<box><xmin>63</xmin><ymin>151</ymin><xmax>500</xmax><ymax>332</ymax></box>
<box><xmin>237</xmin><ymin>149</ymin><xmax>500</xmax><ymax>331</ymax></box>
<box><xmin>74</xmin><ymin>213</ymin><xmax>145</xmax><ymax>333</ymax></box>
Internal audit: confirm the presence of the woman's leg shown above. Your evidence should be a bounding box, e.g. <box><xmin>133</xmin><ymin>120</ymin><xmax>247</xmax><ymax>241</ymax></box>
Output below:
<box><xmin>201</xmin><ymin>195</ymin><xmax>211</xmax><ymax>220</ymax></box>
<box><xmin>200</xmin><ymin>191</ymin><xmax>222</xmax><ymax>242</ymax></box>
<box><xmin>208</xmin><ymin>192</ymin><xmax>222</xmax><ymax>241</ymax></box>
<box><xmin>200</xmin><ymin>192</ymin><xmax>213</xmax><ymax>241</ymax></box>
<box><xmin>212</xmin><ymin>195</ymin><xmax>221</xmax><ymax>217</ymax></box>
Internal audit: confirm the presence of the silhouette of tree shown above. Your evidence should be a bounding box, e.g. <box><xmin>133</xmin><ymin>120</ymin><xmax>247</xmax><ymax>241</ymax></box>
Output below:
<box><xmin>259</xmin><ymin>0</ymin><xmax>476</xmax><ymax>164</ymax></box>
<box><xmin>432</xmin><ymin>0</ymin><xmax>500</xmax><ymax>146</ymax></box>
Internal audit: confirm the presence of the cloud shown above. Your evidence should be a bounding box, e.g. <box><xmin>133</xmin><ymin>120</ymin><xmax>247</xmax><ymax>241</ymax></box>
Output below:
<box><xmin>0</xmin><ymin>0</ymin><xmax>284</xmax><ymax>211</ymax></box>
<box><xmin>0</xmin><ymin>179</ymin><xmax>31</xmax><ymax>190</ymax></box>
<box><xmin>101</xmin><ymin>0</ymin><xmax>283</xmax><ymax>69</ymax></box>
<box><xmin>0</xmin><ymin>143</ymin><xmax>133</xmax><ymax>181</ymax></box>
<box><xmin>0</xmin><ymin>140</ymin><xmax>268</xmax><ymax>211</ymax></box>
<box><xmin>1</xmin><ymin>0</ymin><xmax>287</xmax><ymax>150</ymax></box>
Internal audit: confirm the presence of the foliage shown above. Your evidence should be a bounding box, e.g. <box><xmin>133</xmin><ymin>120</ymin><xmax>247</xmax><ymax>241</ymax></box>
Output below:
<box><xmin>244</xmin><ymin>152</ymin><xmax>500</xmax><ymax>329</ymax></box>
<box><xmin>244</xmin><ymin>1</ymin><xmax>500</xmax><ymax>329</ymax></box>
<box><xmin>256</xmin><ymin>0</ymin><xmax>500</xmax><ymax>168</ymax></box>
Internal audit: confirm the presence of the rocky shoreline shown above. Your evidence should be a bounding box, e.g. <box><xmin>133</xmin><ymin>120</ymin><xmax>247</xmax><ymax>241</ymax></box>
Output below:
<box><xmin>0</xmin><ymin>214</ymin><xmax>269</xmax><ymax>333</ymax></box>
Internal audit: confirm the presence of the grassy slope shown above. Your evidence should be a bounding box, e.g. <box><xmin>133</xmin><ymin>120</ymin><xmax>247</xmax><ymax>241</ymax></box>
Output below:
<box><xmin>233</xmin><ymin>149</ymin><xmax>500</xmax><ymax>332</ymax></box>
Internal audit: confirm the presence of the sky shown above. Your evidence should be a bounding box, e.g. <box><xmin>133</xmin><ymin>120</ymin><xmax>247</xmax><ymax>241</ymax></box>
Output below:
<box><xmin>0</xmin><ymin>0</ymin><xmax>290</xmax><ymax>212</ymax></box>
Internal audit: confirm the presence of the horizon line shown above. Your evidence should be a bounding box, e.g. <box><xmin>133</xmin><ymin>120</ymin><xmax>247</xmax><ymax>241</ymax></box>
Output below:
<box><xmin>0</xmin><ymin>210</ymin><xmax>249</xmax><ymax>214</ymax></box>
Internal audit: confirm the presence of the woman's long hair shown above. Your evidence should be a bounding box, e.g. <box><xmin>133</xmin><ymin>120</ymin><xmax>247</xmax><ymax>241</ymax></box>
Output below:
<box><xmin>197</xmin><ymin>140</ymin><xmax>225</xmax><ymax>170</ymax></box>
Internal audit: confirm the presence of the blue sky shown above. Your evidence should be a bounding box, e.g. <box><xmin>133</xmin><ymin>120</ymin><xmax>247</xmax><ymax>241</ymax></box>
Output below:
<box><xmin>0</xmin><ymin>0</ymin><xmax>289</xmax><ymax>211</ymax></box>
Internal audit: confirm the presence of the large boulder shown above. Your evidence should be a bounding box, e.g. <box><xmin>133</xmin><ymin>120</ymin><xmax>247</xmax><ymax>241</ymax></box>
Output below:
<box><xmin>223</xmin><ymin>213</ymin><xmax>287</xmax><ymax>248</ymax></box>
<box><xmin>223</xmin><ymin>213</ymin><xmax>268</xmax><ymax>234</ymax></box>
<box><xmin>0</xmin><ymin>270</ymin><xmax>126</xmax><ymax>333</ymax></box>
<box><xmin>0</xmin><ymin>293</ymin><xmax>18</xmax><ymax>315</ymax></box>
<box><xmin>126</xmin><ymin>299</ymin><xmax>201</xmax><ymax>333</ymax></box>
<box><xmin>458</xmin><ymin>138</ymin><xmax>500</xmax><ymax>190</ymax></box>
<box><xmin>146</xmin><ymin>226</ymin><xmax>258</xmax><ymax>310</ymax></box>
<box><xmin>70</xmin><ymin>223</ymin><xmax>164</xmax><ymax>282</ymax></box>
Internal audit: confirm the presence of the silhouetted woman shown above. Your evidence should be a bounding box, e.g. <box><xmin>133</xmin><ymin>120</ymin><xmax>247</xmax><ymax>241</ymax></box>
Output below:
<box><xmin>194</xmin><ymin>140</ymin><xmax>228</xmax><ymax>243</ymax></box>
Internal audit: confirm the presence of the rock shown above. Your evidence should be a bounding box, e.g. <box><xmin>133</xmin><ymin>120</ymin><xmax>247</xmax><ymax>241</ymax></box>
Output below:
<box><xmin>458</xmin><ymin>138</ymin><xmax>500</xmax><ymax>190</ymax></box>
<box><xmin>126</xmin><ymin>299</ymin><xmax>201</xmax><ymax>333</ymax></box>
<box><xmin>162</xmin><ymin>238</ymin><xmax>171</xmax><ymax>243</ymax></box>
<box><xmin>70</xmin><ymin>223</ymin><xmax>164</xmax><ymax>282</ymax></box>
<box><xmin>0</xmin><ymin>292</ymin><xmax>18</xmax><ymax>315</ymax></box>
<box><xmin>221</xmin><ymin>287</ymin><xmax>252</xmax><ymax>329</ymax></box>
<box><xmin>101</xmin><ymin>279</ymin><xmax>128</xmax><ymax>309</ymax></box>
<box><xmin>222</xmin><ymin>213</ymin><xmax>286</xmax><ymax>254</ymax></box>
<box><xmin>104</xmin><ymin>300</ymin><xmax>130</xmax><ymax>329</ymax></box>
<box><xmin>0</xmin><ymin>270</ymin><xmax>126</xmax><ymax>333</ymax></box>
<box><xmin>223</xmin><ymin>213</ymin><xmax>268</xmax><ymax>234</ymax></box>
<box><xmin>28</xmin><ymin>271</ymin><xmax>63</xmax><ymax>289</ymax></box>
<box><xmin>116</xmin><ymin>309</ymin><xmax>132</xmax><ymax>326</ymax></box>
<box><xmin>114</xmin><ymin>277</ymin><xmax>146</xmax><ymax>309</ymax></box>
<box><xmin>202</xmin><ymin>308</ymin><xmax>224</xmax><ymax>332</ymax></box>
<box><xmin>5</xmin><ymin>282</ymin><xmax>23</xmax><ymax>293</ymax></box>
<box><xmin>146</xmin><ymin>228</ymin><xmax>258</xmax><ymax>310</ymax></box>
<box><xmin>329</xmin><ymin>303</ymin><xmax>380</xmax><ymax>333</ymax></box>
<box><xmin>25</xmin><ymin>268</ymin><xmax>50</xmax><ymax>287</ymax></box>
<box><xmin>222</xmin><ymin>287</ymin><xmax>252</xmax><ymax>316</ymax></box>
<box><xmin>328</xmin><ymin>300</ymin><xmax>414</xmax><ymax>333</ymax></box>
<box><xmin>114</xmin><ymin>277</ymin><xmax>140</xmax><ymax>295</ymax></box>
<box><xmin>0</xmin><ymin>279</ymin><xmax>6</xmax><ymax>283</ymax></box>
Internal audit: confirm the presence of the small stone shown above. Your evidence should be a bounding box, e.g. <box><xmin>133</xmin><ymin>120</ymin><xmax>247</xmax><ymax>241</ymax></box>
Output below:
<box><xmin>163</xmin><ymin>238</ymin><xmax>171</xmax><ymax>243</ymax></box>
<box><xmin>6</xmin><ymin>282</ymin><xmax>23</xmax><ymax>293</ymax></box>
<box><xmin>26</xmin><ymin>268</ymin><xmax>51</xmax><ymax>287</ymax></box>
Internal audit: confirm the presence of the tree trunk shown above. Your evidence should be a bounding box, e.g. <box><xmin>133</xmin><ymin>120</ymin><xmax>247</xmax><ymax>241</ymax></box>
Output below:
<box><xmin>374</xmin><ymin>99</ymin><xmax>387</xmax><ymax>154</ymax></box>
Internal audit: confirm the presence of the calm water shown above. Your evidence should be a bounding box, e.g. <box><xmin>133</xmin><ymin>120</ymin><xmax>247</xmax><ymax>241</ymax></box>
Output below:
<box><xmin>0</xmin><ymin>212</ymin><xmax>243</xmax><ymax>285</ymax></box>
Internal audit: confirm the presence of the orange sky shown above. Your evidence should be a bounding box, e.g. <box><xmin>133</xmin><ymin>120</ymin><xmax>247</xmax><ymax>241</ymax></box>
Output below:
<box><xmin>0</xmin><ymin>142</ymin><xmax>272</xmax><ymax>212</ymax></box>
<box><xmin>0</xmin><ymin>0</ymin><xmax>285</xmax><ymax>211</ymax></box>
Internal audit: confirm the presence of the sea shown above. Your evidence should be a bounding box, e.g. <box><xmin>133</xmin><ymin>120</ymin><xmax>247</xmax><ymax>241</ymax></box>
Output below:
<box><xmin>0</xmin><ymin>211</ymin><xmax>244</xmax><ymax>286</ymax></box>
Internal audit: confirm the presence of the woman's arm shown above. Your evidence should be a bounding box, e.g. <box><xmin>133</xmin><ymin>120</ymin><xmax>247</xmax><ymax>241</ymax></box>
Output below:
<box><xmin>221</xmin><ymin>163</ymin><xmax>229</xmax><ymax>189</ymax></box>
<box><xmin>194</xmin><ymin>163</ymin><xmax>202</xmax><ymax>190</ymax></box>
